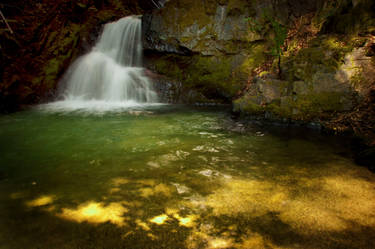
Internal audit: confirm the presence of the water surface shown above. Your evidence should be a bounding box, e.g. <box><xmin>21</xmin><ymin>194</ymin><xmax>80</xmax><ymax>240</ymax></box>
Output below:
<box><xmin>0</xmin><ymin>106</ymin><xmax>374</xmax><ymax>249</ymax></box>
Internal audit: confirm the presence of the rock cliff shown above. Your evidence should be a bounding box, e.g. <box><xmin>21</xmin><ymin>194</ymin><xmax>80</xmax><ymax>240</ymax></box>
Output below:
<box><xmin>143</xmin><ymin>0</ymin><xmax>375</xmax><ymax>143</ymax></box>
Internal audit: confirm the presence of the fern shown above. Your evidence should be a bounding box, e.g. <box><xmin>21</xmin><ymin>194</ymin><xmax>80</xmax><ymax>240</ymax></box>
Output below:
<box><xmin>245</xmin><ymin>12</ymin><xmax>287</xmax><ymax>76</ymax></box>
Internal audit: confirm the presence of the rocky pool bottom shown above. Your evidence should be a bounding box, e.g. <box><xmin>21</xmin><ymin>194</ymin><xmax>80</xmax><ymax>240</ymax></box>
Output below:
<box><xmin>0</xmin><ymin>105</ymin><xmax>374</xmax><ymax>249</ymax></box>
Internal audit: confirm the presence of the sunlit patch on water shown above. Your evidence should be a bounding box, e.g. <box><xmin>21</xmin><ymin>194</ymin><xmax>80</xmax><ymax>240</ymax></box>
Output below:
<box><xmin>150</xmin><ymin>214</ymin><xmax>169</xmax><ymax>225</ymax></box>
<box><xmin>139</xmin><ymin>183</ymin><xmax>173</xmax><ymax>198</ymax></box>
<box><xmin>26</xmin><ymin>195</ymin><xmax>55</xmax><ymax>207</ymax></box>
<box><xmin>59</xmin><ymin>201</ymin><xmax>128</xmax><ymax>226</ymax></box>
<box><xmin>0</xmin><ymin>106</ymin><xmax>375</xmax><ymax>248</ymax></box>
<box><xmin>136</xmin><ymin>219</ymin><xmax>151</xmax><ymax>231</ymax></box>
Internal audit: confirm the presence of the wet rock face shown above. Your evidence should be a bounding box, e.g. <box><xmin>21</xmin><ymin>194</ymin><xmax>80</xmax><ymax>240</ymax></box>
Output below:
<box><xmin>143</xmin><ymin>0</ymin><xmax>375</xmax><ymax>126</ymax></box>
<box><xmin>234</xmin><ymin>36</ymin><xmax>375</xmax><ymax>121</ymax></box>
<box><xmin>152</xmin><ymin>76</ymin><xmax>216</xmax><ymax>104</ymax></box>
<box><xmin>142</xmin><ymin>0</ymin><xmax>253</xmax><ymax>56</ymax></box>
<box><xmin>142</xmin><ymin>0</ymin><xmax>321</xmax><ymax>55</ymax></box>
<box><xmin>142</xmin><ymin>14</ymin><xmax>193</xmax><ymax>55</ymax></box>
<box><xmin>142</xmin><ymin>0</ymin><xmax>264</xmax><ymax>101</ymax></box>
<box><xmin>141</xmin><ymin>0</ymin><xmax>327</xmax><ymax>102</ymax></box>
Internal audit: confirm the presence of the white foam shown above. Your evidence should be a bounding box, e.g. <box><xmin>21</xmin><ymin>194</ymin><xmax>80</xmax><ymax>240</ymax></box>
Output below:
<box><xmin>44</xmin><ymin>16</ymin><xmax>160</xmax><ymax>113</ymax></box>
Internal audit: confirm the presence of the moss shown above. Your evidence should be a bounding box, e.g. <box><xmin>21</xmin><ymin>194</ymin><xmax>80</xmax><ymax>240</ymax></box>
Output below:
<box><xmin>155</xmin><ymin>58</ymin><xmax>184</xmax><ymax>81</ymax></box>
<box><xmin>267</xmin><ymin>92</ymin><xmax>347</xmax><ymax>120</ymax></box>
<box><xmin>235</xmin><ymin>90</ymin><xmax>350</xmax><ymax>121</ymax></box>
<box><xmin>240</xmin><ymin>43</ymin><xmax>267</xmax><ymax>73</ymax></box>
<box><xmin>162</xmin><ymin>0</ymin><xmax>211</xmax><ymax>30</ymax></box>
<box><xmin>266</xmin><ymin>101</ymin><xmax>291</xmax><ymax>118</ymax></box>
<box><xmin>185</xmin><ymin>56</ymin><xmax>240</xmax><ymax>98</ymax></box>
<box><xmin>233</xmin><ymin>96</ymin><xmax>263</xmax><ymax>114</ymax></box>
<box><xmin>32</xmin><ymin>23</ymin><xmax>83</xmax><ymax>92</ymax></box>
<box><xmin>259</xmin><ymin>71</ymin><xmax>270</xmax><ymax>77</ymax></box>
<box><xmin>283</xmin><ymin>35</ymin><xmax>355</xmax><ymax>82</ymax></box>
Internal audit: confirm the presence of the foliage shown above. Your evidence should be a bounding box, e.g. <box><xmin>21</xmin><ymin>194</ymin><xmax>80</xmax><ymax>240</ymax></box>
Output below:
<box><xmin>269</xmin><ymin>19</ymin><xmax>287</xmax><ymax>59</ymax></box>
<box><xmin>244</xmin><ymin>17</ymin><xmax>262</xmax><ymax>33</ymax></box>
<box><xmin>245</xmin><ymin>12</ymin><xmax>287</xmax><ymax>76</ymax></box>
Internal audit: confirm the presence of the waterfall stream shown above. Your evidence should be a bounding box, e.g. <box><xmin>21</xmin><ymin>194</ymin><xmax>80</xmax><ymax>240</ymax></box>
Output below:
<box><xmin>43</xmin><ymin>16</ymin><xmax>159</xmax><ymax>112</ymax></box>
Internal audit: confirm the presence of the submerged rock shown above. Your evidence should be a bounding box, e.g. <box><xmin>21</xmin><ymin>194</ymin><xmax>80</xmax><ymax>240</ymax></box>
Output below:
<box><xmin>199</xmin><ymin>169</ymin><xmax>213</xmax><ymax>177</ymax></box>
<box><xmin>172</xmin><ymin>183</ymin><xmax>191</xmax><ymax>194</ymax></box>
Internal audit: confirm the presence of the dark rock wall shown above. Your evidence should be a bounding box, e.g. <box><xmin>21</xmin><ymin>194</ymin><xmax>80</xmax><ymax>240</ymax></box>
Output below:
<box><xmin>141</xmin><ymin>0</ymin><xmax>332</xmax><ymax>103</ymax></box>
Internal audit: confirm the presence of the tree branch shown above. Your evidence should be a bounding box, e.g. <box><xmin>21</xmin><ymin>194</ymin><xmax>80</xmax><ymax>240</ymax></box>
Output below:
<box><xmin>0</xmin><ymin>9</ymin><xmax>14</xmax><ymax>34</ymax></box>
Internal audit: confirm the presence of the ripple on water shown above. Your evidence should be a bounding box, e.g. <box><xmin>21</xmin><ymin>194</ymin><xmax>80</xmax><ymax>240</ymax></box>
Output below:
<box><xmin>0</xmin><ymin>106</ymin><xmax>374</xmax><ymax>249</ymax></box>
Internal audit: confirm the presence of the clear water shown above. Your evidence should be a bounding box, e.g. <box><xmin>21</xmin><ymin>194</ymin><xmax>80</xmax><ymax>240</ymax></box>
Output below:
<box><xmin>0</xmin><ymin>106</ymin><xmax>374</xmax><ymax>249</ymax></box>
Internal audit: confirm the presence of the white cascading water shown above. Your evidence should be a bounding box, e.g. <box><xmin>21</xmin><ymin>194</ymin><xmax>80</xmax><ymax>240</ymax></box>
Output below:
<box><xmin>42</xmin><ymin>16</ymin><xmax>159</xmax><ymax>112</ymax></box>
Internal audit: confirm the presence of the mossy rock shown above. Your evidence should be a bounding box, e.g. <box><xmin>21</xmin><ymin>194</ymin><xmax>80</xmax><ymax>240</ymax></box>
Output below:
<box><xmin>234</xmin><ymin>90</ymin><xmax>352</xmax><ymax>121</ymax></box>
<box><xmin>233</xmin><ymin>95</ymin><xmax>263</xmax><ymax>114</ymax></box>
<box><xmin>152</xmin><ymin>54</ymin><xmax>243</xmax><ymax>101</ymax></box>
<box><xmin>282</xmin><ymin>35</ymin><xmax>355</xmax><ymax>82</ymax></box>
<box><xmin>185</xmin><ymin>56</ymin><xmax>242</xmax><ymax>99</ymax></box>
<box><xmin>278</xmin><ymin>92</ymin><xmax>351</xmax><ymax>120</ymax></box>
<box><xmin>240</xmin><ymin>42</ymin><xmax>267</xmax><ymax>73</ymax></box>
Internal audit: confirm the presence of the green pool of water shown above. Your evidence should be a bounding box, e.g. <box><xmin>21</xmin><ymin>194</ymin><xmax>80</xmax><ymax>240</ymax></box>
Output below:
<box><xmin>0</xmin><ymin>106</ymin><xmax>374</xmax><ymax>249</ymax></box>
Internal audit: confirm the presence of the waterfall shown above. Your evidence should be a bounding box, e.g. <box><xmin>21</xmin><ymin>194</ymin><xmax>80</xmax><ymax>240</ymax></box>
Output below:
<box><xmin>45</xmin><ymin>16</ymin><xmax>159</xmax><ymax>112</ymax></box>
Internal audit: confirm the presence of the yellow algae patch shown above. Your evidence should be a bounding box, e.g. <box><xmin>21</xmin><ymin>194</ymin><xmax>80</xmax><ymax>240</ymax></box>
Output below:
<box><xmin>26</xmin><ymin>195</ymin><xmax>55</xmax><ymax>207</ymax></box>
<box><xmin>279</xmin><ymin>200</ymin><xmax>348</xmax><ymax>231</ymax></box>
<box><xmin>154</xmin><ymin>183</ymin><xmax>173</xmax><ymax>196</ymax></box>
<box><xmin>147</xmin><ymin>233</ymin><xmax>158</xmax><ymax>240</ymax></box>
<box><xmin>200</xmin><ymin>178</ymin><xmax>350</xmax><ymax>231</ymax></box>
<box><xmin>139</xmin><ymin>184</ymin><xmax>173</xmax><ymax>198</ymax></box>
<box><xmin>178</xmin><ymin>217</ymin><xmax>193</xmax><ymax>227</ymax></box>
<box><xmin>111</xmin><ymin>177</ymin><xmax>129</xmax><ymax>186</ymax></box>
<box><xmin>136</xmin><ymin>219</ymin><xmax>151</xmax><ymax>231</ymax></box>
<box><xmin>203</xmin><ymin>179</ymin><xmax>286</xmax><ymax>216</ymax></box>
<box><xmin>280</xmin><ymin>175</ymin><xmax>375</xmax><ymax>232</ymax></box>
<box><xmin>139</xmin><ymin>188</ymin><xmax>154</xmax><ymax>198</ymax></box>
<box><xmin>109</xmin><ymin>187</ymin><xmax>121</xmax><ymax>194</ymax></box>
<box><xmin>166</xmin><ymin>207</ymin><xmax>179</xmax><ymax>216</ymax></box>
<box><xmin>187</xmin><ymin>172</ymin><xmax>375</xmax><ymax>233</ymax></box>
<box><xmin>237</xmin><ymin>233</ymin><xmax>265</xmax><ymax>249</ymax></box>
<box><xmin>59</xmin><ymin>202</ymin><xmax>128</xmax><ymax>226</ymax></box>
<box><xmin>186</xmin><ymin>222</ymin><xmax>286</xmax><ymax>249</ymax></box>
<box><xmin>137</xmin><ymin>179</ymin><xmax>157</xmax><ymax>186</ymax></box>
<box><xmin>165</xmin><ymin>207</ymin><xmax>197</xmax><ymax>227</ymax></box>
<box><xmin>174</xmin><ymin>214</ymin><xmax>197</xmax><ymax>228</ymax></box>
<box><xmin>208</xmin><ymin>238</ymin><xmax>233</xmax><ymax>248</ymax></box>
<box><xmin>150</xmin><ymin>214</ymin><xmax>169</xmax><ymax>225</ymax></box>
<box><xmin>235</xmin><ymin>232</ymin><xmax>288</xmax><ymax>249</ymax></box>
<box><xmin>122</xmin><ymin>231</ymin><xmax>134</xmax><ymax>239</ymax></box>
<box><xmin>321</xmin><ymin>176</ymin><xmax>375</xmax><ymax>225</ymax></box>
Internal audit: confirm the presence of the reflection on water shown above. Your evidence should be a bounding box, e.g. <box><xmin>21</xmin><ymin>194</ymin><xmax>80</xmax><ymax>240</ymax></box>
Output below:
<box><xmin>0</xmin><ymin>106</ymin><xmax>374</xmax><ymax>249</ymax></box>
